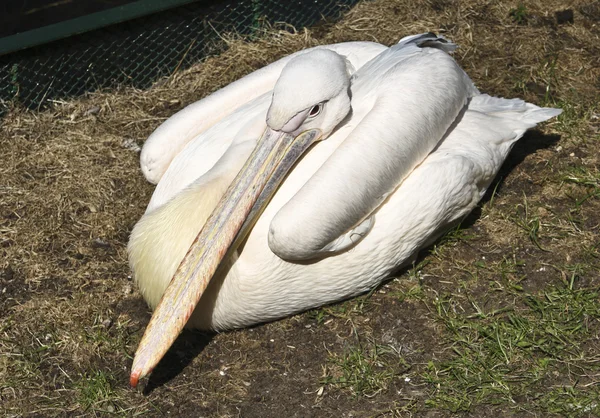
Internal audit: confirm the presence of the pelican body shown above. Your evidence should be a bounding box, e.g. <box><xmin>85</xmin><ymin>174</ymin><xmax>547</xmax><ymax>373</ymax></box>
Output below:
<box><xmin>128</xmin><ymin>34</ymin><xmax>561</xmax><ymax>385</ymax></box>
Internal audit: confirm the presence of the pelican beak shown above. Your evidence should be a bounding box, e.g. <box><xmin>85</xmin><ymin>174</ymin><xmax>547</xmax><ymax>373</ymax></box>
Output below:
<box><xmin>130</xmin><ymin>127</ymin><xmax>322</xmax><ymax>387</ymax></box>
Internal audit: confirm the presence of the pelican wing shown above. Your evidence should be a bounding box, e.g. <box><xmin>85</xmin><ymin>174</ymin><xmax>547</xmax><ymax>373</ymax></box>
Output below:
<box><xmin>268</xmin><ymin>41</ymin><xmax>477</xmax><ymax>260</ymax></box>
<box><xmin>218</xmin><ymin>94</ymin><xmax>561</xmax><ymax>330</ymax></box>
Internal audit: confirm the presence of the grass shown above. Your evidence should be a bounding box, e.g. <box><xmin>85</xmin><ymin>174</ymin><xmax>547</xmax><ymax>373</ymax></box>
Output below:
<box><xmin>562</xmin><ymin>167</ymin><xmax>600</xmax><ymax>209</ymax></box>
<box><xmin>509</xmin><ymin>3</ymin><xmax>529</xmax><ymax>25</ymax></box>
<box><xmin>319</xmin><ymin>255</ymin><xmax>600</xmax><ymax>415</ymax></box>
<box><xmin>322</xmin><ymin>331</ymin><xmax>411</xmax><ymax>398</ymax></box>
<box><xmin>77</xmin><ymin>371</ymin><xmax>118</xmax><ymax>412</ymax></box>
<box><xmin>423</xmin><ymin>276</ymin><xmax>600</xmax><ymax>411</ymax></box>
<box><xmin>510</xmin><ymin>193</ymin><xmax>548</xmax><ymax>251</ymax></box>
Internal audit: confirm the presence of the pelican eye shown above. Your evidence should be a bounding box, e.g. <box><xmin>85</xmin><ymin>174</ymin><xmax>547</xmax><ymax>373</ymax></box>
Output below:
<box><xmin>308</xmin><ymin>103</ymin><xmax>323</xmax><ymax>118</ymax></box>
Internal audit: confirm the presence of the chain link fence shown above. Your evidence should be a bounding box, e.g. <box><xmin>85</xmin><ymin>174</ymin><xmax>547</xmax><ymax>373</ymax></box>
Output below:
<box><xmin>0</xmin><ymin>0</ymin><xmax>360</xmax><ymax>114</ymax></box>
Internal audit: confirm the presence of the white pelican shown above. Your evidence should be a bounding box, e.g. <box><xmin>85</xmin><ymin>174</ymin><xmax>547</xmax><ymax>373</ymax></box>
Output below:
<box><xmin>128</xmin><ymin>33</ymin><xmax>561</xmax><ymax>386</ymax></box>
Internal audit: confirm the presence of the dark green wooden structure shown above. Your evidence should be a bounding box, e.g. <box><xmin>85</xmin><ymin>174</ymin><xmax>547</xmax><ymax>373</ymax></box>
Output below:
<box><xmin>1</xmin><ymin>0</ymin><xmax>199</xmax><ymax>56</ymax></box>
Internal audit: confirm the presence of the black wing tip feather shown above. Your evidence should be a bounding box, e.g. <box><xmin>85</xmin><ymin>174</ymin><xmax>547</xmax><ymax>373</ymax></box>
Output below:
<box><xmin>398</xmin><ymin>32</ymin><xmax>458</xmax><ymax>53</ymax></box>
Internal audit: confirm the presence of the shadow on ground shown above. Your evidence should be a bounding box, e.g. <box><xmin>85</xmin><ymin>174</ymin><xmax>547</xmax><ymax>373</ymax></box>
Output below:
<box><xmin>143</xmin><ymin>330</ymin><xmax>214</xmax><ymax>394</ymax></box>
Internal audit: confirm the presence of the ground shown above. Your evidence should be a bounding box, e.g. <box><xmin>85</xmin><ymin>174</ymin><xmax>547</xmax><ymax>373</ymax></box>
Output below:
<box><xmin>1</xmin><ymin>0</ymin><xmax>599</xmax><ymax>416</ymax></box>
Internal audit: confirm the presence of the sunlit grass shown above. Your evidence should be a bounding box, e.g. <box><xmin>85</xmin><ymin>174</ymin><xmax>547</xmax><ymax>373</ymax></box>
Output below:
<box><xmin>422</xmin><ymin>276</ymin><xmax>600</xmax><ymax>414</ymax></box>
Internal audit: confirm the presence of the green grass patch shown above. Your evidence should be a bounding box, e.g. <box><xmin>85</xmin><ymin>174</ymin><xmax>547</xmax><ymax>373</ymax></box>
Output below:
<box><xmin>422</xmin><ymin>276</ymin><xmax>600</xmax><ymax>414</ymax></box>
<box><xmin>76</xmin><ymin>370</ymin><xmax>125</xmax><ymax>414</ymax></box>
<box><xmin>323</xmin><ymin>337</ymin><xmax>410</xmax><ymax>397</ymax></box>
<box><xmin>509</xmin><ymin>194</ymin><xmax>549</xmax><ymax>251</ymax></box>
<box><xmin>562</xmin><ymin>166</ymin><xmax>600</xmax><ymax>209</ymax></box>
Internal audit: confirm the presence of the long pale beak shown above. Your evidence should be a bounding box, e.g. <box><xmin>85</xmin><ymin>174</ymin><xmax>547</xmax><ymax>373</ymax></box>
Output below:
<box><xmin>130</xmin><ymin>127</ymin><xmax>322</xmax><ymax>387</ymax></box>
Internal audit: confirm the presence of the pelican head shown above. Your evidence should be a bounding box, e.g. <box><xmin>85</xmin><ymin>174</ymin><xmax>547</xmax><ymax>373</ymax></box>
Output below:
<box><xmin>267</xmin><ymin>49</ymin><xmax>353</xmax><ymax>139</ymax></box>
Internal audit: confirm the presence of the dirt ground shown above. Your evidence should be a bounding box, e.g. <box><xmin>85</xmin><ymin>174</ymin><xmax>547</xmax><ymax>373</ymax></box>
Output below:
<box><xmin>1</xmin><ymin>0</ymin><xmax>599</xmax><ymax>416</ymax></box>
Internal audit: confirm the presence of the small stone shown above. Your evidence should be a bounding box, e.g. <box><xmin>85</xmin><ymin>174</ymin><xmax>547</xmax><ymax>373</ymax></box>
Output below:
<box><xmin>122</xmin><ymin>138</ymin><xmax>141</xmax><ymax>152</ymax></box>
<box><xmin>92</xmin><ymin>238</ymin><xmax>110</xmax><ymax>248</ymax></box>
<box><xmin>1</xmin><ymin>265</ymin><xmax>14</xmax><ymax>281</ymax></box>
<box><xmin>101</xmin><ymin>318</ymin><xmax>112</xmax><ymax>329</ymax></box>
<box><xmin>0</xmin><ymin>238</ymin><xmax>13</xmax><ymax>248</ymax></box>
<box><xmin>85</xmin><ymin>105</ymin><xmax>101</xmax><ymax>116</ymax></box>
<box><xmin>86</xmin><ymin>202</ymin><xmax>98</xmax><ymax>213</ymax></box>
<box><xmin>555</xmin><ymin>9</ymin><xmax>574</xmax><ymax>24</ymax></box>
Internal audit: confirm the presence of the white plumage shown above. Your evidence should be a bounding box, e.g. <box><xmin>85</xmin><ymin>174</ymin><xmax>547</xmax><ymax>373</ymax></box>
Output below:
<box><xmin>128</xmin><ymin>33</ymin><xmax>561</xmax><ymax>385</ymax></box>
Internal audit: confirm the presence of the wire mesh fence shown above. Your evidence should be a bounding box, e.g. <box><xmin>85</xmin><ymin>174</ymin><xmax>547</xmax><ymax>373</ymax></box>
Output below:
<box><xmin>0</xmin><ymin>0</ymin><xmax>361</xmax><ymax>114</ymax></box>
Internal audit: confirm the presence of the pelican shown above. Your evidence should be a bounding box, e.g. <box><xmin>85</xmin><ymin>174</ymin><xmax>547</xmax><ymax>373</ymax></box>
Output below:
<box><xmin>128</xmin><ymin>33</ymin><xmax>561</xmax><ymax>386</ymax></box>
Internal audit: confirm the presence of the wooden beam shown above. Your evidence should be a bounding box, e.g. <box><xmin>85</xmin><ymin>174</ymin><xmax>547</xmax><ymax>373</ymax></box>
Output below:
<box><xmin>0</xmin><ymin>0</ymin><xmax>202</xmax><ymax>56</ymax></box>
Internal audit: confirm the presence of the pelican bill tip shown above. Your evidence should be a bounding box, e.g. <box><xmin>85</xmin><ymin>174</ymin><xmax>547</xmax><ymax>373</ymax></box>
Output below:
<box><xmin>130</xmin><ymin>370</ymin><xmax>141</xmax><ymax>388</ymax></box>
